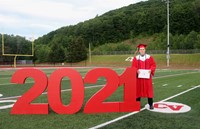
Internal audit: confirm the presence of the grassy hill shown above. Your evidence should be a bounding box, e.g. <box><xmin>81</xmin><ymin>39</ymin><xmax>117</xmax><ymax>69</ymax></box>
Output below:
<box><xmin>88</xmin><ymin>54</ymin><xmax>200</xmax><ymax>69</ymax></box>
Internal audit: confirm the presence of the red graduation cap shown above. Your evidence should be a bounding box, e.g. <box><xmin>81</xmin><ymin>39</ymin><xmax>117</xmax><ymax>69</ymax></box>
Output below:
<box><xmin>137</xmin><ymin>44</ymin><xmax>147</xmax><ymax>49</ymax></box>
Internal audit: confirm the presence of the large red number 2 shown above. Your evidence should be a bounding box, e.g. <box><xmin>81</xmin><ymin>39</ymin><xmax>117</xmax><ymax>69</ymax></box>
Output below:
<box><xmin>11</xmin><ymin>69</ymin><xmax>48</xmax><ymax>114</ymax></box>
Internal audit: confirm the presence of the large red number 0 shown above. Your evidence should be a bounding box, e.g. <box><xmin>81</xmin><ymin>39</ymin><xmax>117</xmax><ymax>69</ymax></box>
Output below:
<box><xmin>48</xmin><ymin>68</ymin><xmax>84</xmax><ymax>114</ymax></box>
<box><xmin>119</xmin><ymin>68</ymin><xmax>140</xmax><ymax>112</ymax></box>
<box><xmin>11</xmin><ymin>69</ymin><xmax>48</xmax><ymax>114</ymax></box>
<box><xmin>84</xmin><ymin>68</ymin><xmax>120</xmax><ymax>113</ymax></box>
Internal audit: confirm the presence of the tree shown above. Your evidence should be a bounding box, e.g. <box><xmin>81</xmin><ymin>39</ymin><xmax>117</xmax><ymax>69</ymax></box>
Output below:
<box><xmin>49</xmin><ymin>43</ymin><xmax>65</xmax><ymax>64</ymax></box>
<box><xmin>33</xmin><ymin>0</ymin><xmax>200</xmax><ymax>51</ymax></box>
<box><xmin>184</xmin><ymin>31</ymin><xmax>198</xmax><ymax>49</ymax></box>
<box><xmin>194</xmin><ymin>34</ymin><xmax>200</xmax><ymax>49</ymax></box>
<box><xmin>66</xmin><ymin>37</ymin><xmax>88</xmax><ymax>63</ymax></box>
<box><xmin>35</xmin><ymin>45</ymin><xmax>50</xmax><ymax>62</ymax></box>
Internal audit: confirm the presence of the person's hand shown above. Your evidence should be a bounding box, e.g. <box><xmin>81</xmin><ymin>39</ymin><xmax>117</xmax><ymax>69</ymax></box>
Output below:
<box><xmin>137</xmin><ymin>70</ymin><xmax>140</xmax><ymax>74</ymax></box>
<box><xmin>134</xmin><ymin>48</ymin><xmax>139</xmax><ymax>57</ymax></box>
<box><xmin>149</xmin><ymin>70</ymin><xmax>151</xmax><ymax>74</ymax></box>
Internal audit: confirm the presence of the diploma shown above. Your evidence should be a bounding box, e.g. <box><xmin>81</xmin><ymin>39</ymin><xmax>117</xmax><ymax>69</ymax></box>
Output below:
<box><xmin>138</xmin><ymin>69</ymin><xmax>150</xmax><ymax>79</ymax></box>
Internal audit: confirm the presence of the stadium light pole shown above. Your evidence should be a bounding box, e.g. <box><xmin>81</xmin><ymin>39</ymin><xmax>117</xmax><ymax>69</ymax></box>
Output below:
<box><xmin>167</xmin><ymin>0</ymin><xmax>170</xmax><ymax>67</ymax></box>
<box><xmin>89</xmin><ymin>43</ymin><xmax>91</xmax><ymax>64</ymax></box>
<box><xmin>162</xmin><ymin>0</ymin><xmax>170</xmax><ymax>67</ymax></box>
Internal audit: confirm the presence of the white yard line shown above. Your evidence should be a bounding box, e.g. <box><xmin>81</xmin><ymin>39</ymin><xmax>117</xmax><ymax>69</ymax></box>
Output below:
<box><xmin>162</xmin><ymin>84</ymin><xmax>168</xmax><ymax>87</ymax></box>
<box><xmin>153</xmin><ymin>71</ymin><xmax>199</xmax><ymax>79</ymax></box>
<box><xmin>159</xmin><ymin>85</ymin><xmax>200</xmax><ymax>102</ymax></box>
<box><xmin>177</xmin><ymin>85</ymin><xmax>183</xmax><ymax>88</ymax></box>
<box><xmin>89</xmin><ymin>85</ymin><xmax>200</xmax><ymax>129</ymax></box>
<box><xmin>0</xmin><ymin>85</ymin><xmax>104</xmax><ymax>100</ymax></box>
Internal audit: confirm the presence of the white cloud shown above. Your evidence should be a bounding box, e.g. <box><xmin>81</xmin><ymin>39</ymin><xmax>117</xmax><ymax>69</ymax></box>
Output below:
<box><xmin>0</xmin><ymin>14</ymin><xmax>21</xmax><ymax>25</ymax></box>
<box><xmin>0</xmin><ymin>0</ymin><xmax>147</xmax><ymax>38</ymax></box>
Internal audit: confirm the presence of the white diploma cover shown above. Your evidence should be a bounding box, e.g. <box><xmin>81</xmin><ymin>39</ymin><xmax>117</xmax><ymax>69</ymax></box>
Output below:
<box><xmin>138</xmin><ymin>69</ymin><xmax>150</xmax><ymax>79</ymax></box>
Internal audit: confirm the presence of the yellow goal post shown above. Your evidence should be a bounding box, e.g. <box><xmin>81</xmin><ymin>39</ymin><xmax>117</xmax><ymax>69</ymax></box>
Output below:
<box><xmin>1</xmin><ymin>33</ymin><xmax>34</xmax><ymax>68</ymax></box>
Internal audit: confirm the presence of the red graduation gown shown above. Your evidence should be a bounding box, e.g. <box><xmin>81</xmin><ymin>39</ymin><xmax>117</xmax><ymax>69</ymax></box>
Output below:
<box><xmin>131</xmin><ymin>54</ymin><xmax>156</xmax><ymax>98</ymax></box>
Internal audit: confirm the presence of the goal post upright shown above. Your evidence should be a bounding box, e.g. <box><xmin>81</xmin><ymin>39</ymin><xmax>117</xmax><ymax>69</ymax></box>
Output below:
<box><xmin>2</xmin><ymin>33</ymin><xmax>5</xmax><ymax>55</ymax></box>
<box><xmin>1</xmin><ymin>33</ymin><xmax>34</xmax><ymax>68</ymax></box>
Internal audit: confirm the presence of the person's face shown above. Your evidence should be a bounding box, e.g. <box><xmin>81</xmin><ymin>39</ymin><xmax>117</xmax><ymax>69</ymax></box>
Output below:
<box><xmin>139</xmin><ymin>47</ymin><xmax>146</xmax><ymax>55</ymax></box>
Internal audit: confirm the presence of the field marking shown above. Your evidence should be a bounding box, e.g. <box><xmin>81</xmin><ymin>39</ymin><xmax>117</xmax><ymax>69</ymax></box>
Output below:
<box><xmin>0</xmin><ymin>71</ymin><xmax>199</xmax><ymax>99</ymax></box>
<box><xmin>0</xmin><ymin>85</ymin><xmax>104</xmax><ymax>100</ymax></box>
<box><xmin>153</xmin><ymin>71</ymin><xmax>199</xmax><ymax>79</ymax></box>
<box><xmin>162</xmin><ymin>84</ymin><xmax>168</xmax><ymax>86</ymax></box>
<box><xmin>0</xmin><ymin>71</ymin><xmax>199</xmax><ymax>86</ymax></box>
<box><xmin>89</xmin><ymin>85</ymin><xmax>200</xmax><ymax>129</ymax></box>
<box><xmin>177</xmin><ymin>85</ymin><xmax>183</xmax><ymax>87</ymax></box>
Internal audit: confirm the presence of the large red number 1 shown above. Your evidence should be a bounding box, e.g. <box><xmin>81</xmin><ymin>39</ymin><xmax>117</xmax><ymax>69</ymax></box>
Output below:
<box><xmin>119</xmin><ymin>68</ymin><xmax>140</xmax><ymax>112</ymax></box>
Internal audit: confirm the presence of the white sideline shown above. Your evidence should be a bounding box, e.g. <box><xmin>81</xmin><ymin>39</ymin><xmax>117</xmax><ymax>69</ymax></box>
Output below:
<box><xmin>89</xmin><ymin>85</ymin><xmax>200</xmax><ymax>129</ymax></box>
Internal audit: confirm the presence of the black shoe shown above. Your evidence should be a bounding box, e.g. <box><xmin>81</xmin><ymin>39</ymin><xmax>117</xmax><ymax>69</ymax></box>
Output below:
<box><xmin>149</xmin><ymin>105</ymin><xmax>154</xmax><ymax>110</ymax></box>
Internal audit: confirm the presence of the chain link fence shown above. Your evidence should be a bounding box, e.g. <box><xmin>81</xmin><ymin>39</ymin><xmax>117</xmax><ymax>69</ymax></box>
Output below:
<box><xmin>1</xmin><ymin>49</ymin><xmax>200</xmax><ymax>68</ymax></box>
<box><xmin>91</xmin><ymin>49</ymin><xmax>200</xmax><ymax>55</ymax></box>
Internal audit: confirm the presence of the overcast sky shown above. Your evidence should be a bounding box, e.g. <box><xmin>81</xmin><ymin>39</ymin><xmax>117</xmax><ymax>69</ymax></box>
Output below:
<box><xmin>0</xmin><ymin>0</ymin><xmax>147</xmax><ymax>39</ymax></box>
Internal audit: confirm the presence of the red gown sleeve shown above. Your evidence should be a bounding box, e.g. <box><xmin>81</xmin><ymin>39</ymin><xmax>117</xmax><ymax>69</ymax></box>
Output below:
<box><xmin>131</xmin><ymin>57</ymin><xmax>138</xmax><ymax>70</ymax></box>
<box><xmin>150</xmin><ymin>56</ymin><xmax>156</xmax><ymax>76</ymax></box>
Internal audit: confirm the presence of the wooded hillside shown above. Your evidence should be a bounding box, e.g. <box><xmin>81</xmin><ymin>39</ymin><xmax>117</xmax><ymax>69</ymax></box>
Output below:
<box><xmin>1</xmin><ymin>0</ymin><xmax>200</xmax><ymax>63</ymax></box>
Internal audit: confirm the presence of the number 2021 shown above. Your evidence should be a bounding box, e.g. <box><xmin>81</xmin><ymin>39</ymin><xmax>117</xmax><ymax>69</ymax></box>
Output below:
<box><xmin>11</xmin><ymin>68</ymin><xmax>140</xmax><ymax>115</ymax></box>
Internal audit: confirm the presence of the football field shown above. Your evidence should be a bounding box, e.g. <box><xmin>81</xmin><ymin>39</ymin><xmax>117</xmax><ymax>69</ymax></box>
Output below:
<box><xmin>0</xmin><ymin>67</ymin><xmax>199</xmax><ymax>129</ymax></box>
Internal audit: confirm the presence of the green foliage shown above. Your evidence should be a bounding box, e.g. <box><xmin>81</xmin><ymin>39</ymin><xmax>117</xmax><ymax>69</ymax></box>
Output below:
<box><xmin>49</xmin><ymin>43</ymin><xmax>65</xmax><ymax>63</ymax></box>
<box><xmin>35</xmin><ymin>45</ymin><xmax>50</xmax><ymax>63</ymax></box>
<box><xmin>0</xmin><ymin>34</ymin><xmax>32</xmax><ymax>55</ymax></box>
<box><xmin>184</xmin><ymin>31</ymin><xmax>198</xmax><ymax>49</ymax></box>
<box><xmin>170</xmin><ymin>0</ymin><xmax>200</xmax><ymax>34</ymax></box>
<box><xmin>35</xmin><ymin>0</ymin><xmax>200</xmax><ymax>53</ymax></box>
<box><xmin>0</xmin><ymin>34</ymin><xmax>33</xmax><ymax>62</ymax></box>
<box><xmin>148</xmin><ymin>33</ymin><xmax>167</xmax><ymax>50</ymax></box>
<box><xmin>148</xmin><ymin>31</ymin><xmax>200</xmax><ymax>50</ymax></box>
<box><xmin>92</xmin><ymin>42</ymin><xmax>133</xmax><ymax>54</ymax></box>
<box><xmin>94</xmin><ymin>30</ymin><xmax>200</xmax><ymax>52</ymax></box>
<box><xmin>65</xmin><ymin>37</ymin><xmax>88</xmax><ymax>63</ymax></box>
<box><xmin>2</xmin><ymin>0</ymin><xmax>200</xmax><ymax>63</ymax></box>
<box><xmin>194</xmin><ymin>34</ymin><xmax>200</xmax><ymax>48</ymax></box>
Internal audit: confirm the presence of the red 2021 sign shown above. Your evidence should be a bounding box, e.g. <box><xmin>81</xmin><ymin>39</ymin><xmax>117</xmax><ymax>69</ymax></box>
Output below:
<box><xmin>10</xmin><ymin>68</ymin><xmax>140</xmax><ymax>114</ymax></box>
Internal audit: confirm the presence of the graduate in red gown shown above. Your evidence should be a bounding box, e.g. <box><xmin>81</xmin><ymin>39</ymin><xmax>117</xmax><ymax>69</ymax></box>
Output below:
<box><xmin>132</xmin><ymin>44</ymin><xmax>156</xmax><ymax>109</ymax></box>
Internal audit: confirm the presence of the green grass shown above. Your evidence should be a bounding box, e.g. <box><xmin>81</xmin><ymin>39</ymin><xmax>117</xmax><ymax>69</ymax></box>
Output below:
<box><xmin>0</xmin><ymin>68</ymin><xmax>199</xmax><ymax>129</ymax></box>
<box><xmin>102</xmin><ymin>88</ymin><xmax>200</xmax><ymax>129</ymax></box>
<box><xmin>89</xmin><ymin>54</ymin><xmax>200</xmax><ymax>68</ymax></box>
